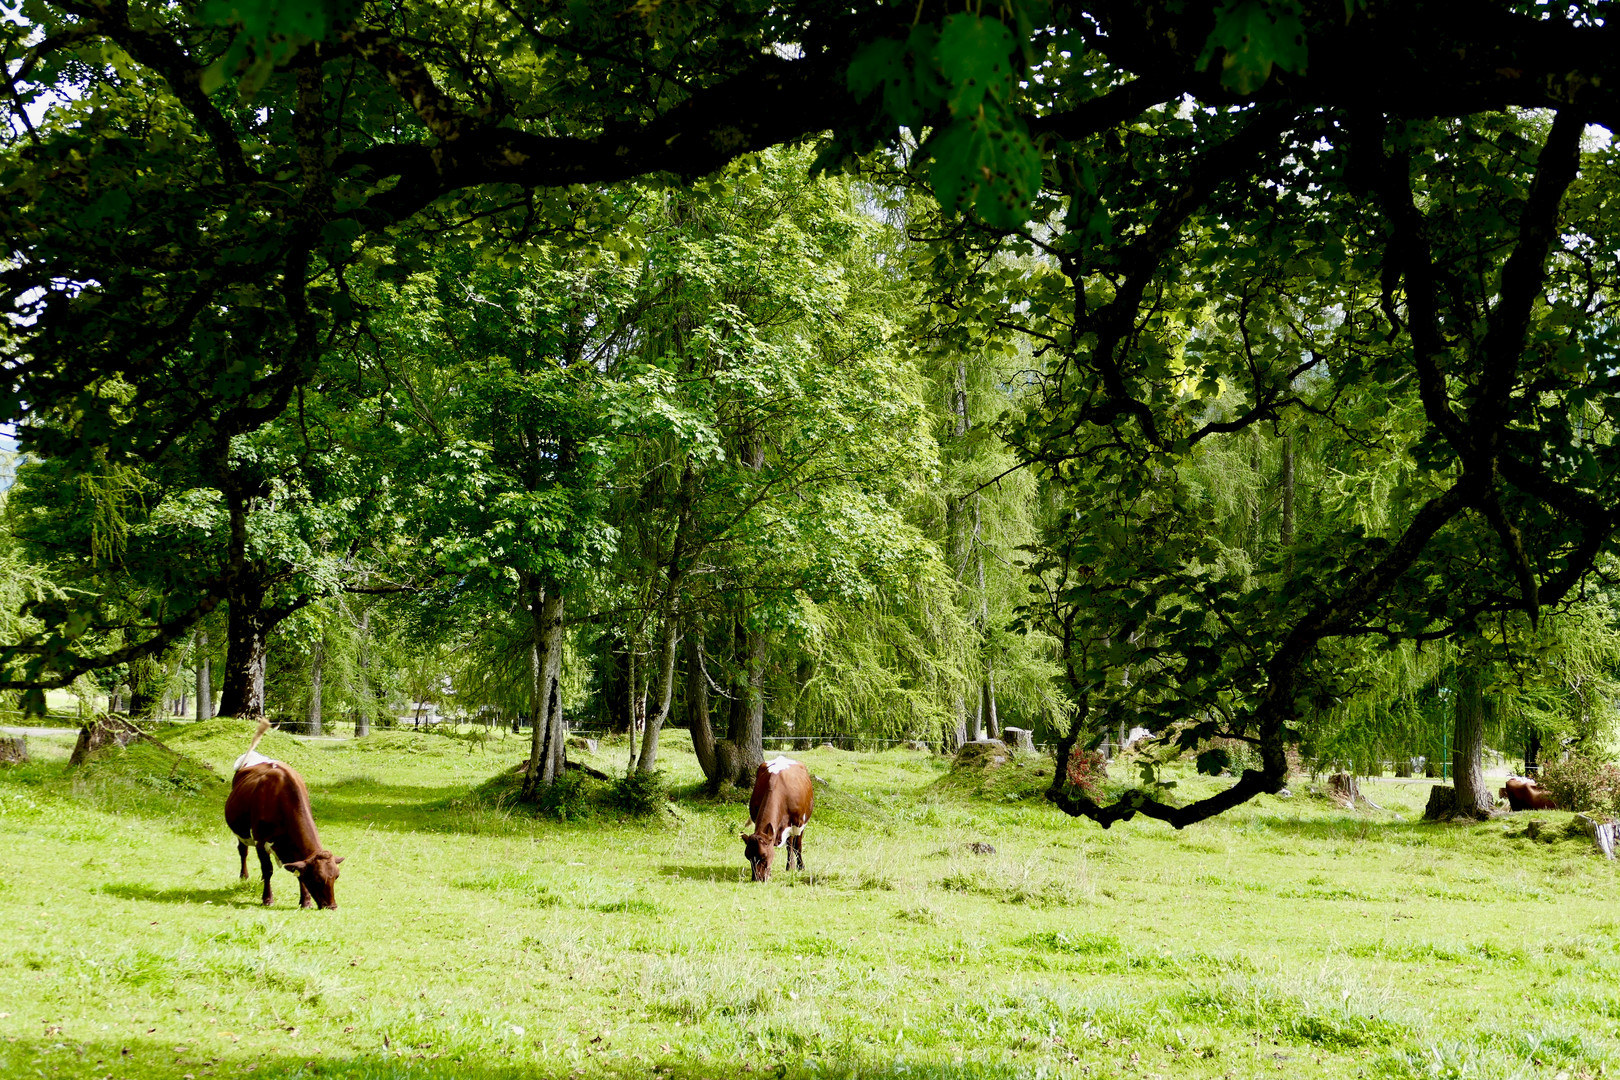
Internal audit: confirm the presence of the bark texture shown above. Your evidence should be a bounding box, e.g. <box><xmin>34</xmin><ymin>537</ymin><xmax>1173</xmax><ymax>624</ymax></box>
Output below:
<box><xmin>1452</xmin><ymin>665</ymin><xmax>1495</xmax><ymax>818</ymax></box>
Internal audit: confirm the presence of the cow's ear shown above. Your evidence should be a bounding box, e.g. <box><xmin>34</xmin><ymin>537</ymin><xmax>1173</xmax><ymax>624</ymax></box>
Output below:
<box><xmin>284</xmin><ymin>859</ymin><xmax>308</xmax><ymax>872</ymax></box>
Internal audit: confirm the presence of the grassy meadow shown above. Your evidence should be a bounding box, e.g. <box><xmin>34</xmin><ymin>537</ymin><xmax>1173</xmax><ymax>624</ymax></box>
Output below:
<box><xmin>1</xmin><ymin>720</ymin><xmax>1618</xmax><ymax>1080</ymax></box>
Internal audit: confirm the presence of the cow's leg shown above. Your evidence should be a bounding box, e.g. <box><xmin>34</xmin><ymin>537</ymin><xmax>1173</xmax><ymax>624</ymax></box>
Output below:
<box><xmin>238</xmin><ymin>842</ymin><xmax>249</xmax><ymax>880</ymax></box>
<box><xmin>256</xmin><ymin>844</ymin><xmax>275</xmax><ymax>906</ymax></box>
<box><xmin>298</xmin><ymin>878</ymin><xmax>313</xmax><ymax>909</ymax></box>
<box><xmin>789</xmin><ymin>825</ymin><xmax>806</xmax><ymax>871</ymax></box>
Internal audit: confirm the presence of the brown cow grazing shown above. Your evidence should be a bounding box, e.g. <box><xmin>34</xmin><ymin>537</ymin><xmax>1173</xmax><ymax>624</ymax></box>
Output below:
<box><xmin>741</xmin><ymin>757</ymin><xmax>814</xmax><ymax>882</ymax></box>
<box><xmin>1499</xmin><ymin>776</ymin><xmax>1558</xmax><ymax>811</ymax></box>
<box><xmin>224</xmin><ymin>719</ymin><xmax>344</xmax><ymax>908</ymax></box>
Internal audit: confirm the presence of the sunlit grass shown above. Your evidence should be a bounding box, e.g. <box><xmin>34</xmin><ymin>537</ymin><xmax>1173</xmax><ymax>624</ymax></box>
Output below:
<box><xmin>1</xmin><ymin>723</ymin><xmax>1617</xmax><ymax>1079</ymax></box>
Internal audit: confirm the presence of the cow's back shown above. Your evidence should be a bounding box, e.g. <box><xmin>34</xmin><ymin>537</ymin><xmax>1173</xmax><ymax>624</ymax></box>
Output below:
<box><xmin>226</xmin><ymin>762</ymin><xmax>316</xmax><ymax>848</ymax></box>
<box><xmin>1501</xmin><ymin>776</ymin><xmax>1557</xmax><ymax>811</ymax></box>
<box><xmin>749</xmin><ymin>759</ymin><xmax>813</xmax><ymax>824</ymax></box>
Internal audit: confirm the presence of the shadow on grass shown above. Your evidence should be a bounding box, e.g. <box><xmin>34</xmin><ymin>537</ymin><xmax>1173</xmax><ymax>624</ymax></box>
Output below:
<box><xmin>309</xmin><ymin>782</ymin><xmax>496</xmax><ymax>832</ymax></box>
<box><xmin>100</xmin><ymin>881</ymin><xmax>260</xmax><ymax>907</ymax></box>
<box><xmin>1243</xmin><ymin>814</ymin><xmax>1451</xmax><ymax>841</ymax></box>
<box><xmin>0</xmin><ymin>1038</ymin><xmax>1043</xmax><ymax>1080</ymax></box>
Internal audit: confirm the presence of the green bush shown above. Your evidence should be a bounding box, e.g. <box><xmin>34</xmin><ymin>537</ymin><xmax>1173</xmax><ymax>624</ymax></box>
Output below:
<box><xmin>1538</xmin><ymin>753</ymin><xmax>1620</xmax><ymax>814</ymax></box>
<box><xmin>534</xmin><ymin>769</ymin><xmax>592</xmax><ymax>820</ymax></box>
<box><xmin>609</xmin><ymin>769</ymin><xmax>668</xmax><ymax>817</ymax></box>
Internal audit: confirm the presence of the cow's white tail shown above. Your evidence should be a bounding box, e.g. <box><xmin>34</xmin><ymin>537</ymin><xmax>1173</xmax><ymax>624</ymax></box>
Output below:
<box><xmin>246</xmin><ymin>717</ymin><xmax>271</xmax><ymax>756</ymax></box>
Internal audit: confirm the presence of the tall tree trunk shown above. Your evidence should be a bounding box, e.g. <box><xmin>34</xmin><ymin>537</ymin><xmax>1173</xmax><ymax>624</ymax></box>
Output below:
<box><xmin>731</xmin><ymin>623</ymin><xmax>766</xmax><ymax>783</ymax></box>
<box><xmin>195</xmin><ymin>630</ymin><xmax>213</xmax><ymax>721</ymax></box>
<box><xmin>984</xmin><ymin>664</ymin><xmax>1000</xmax><ymax>740</ymax></box>
<box><xmin>521</xmin><ymin>583</ymin><xmax>565</xmax><ymax>797</ymax></box>
<box><xmin>352</xmin><ymin>609</ymin><xmax>371</xmax><ymax>736</ymax></box>
<box><xmin>636</xmin><ymin>462</ymin><xmax>696</xmax><ymax>775</ymax></box>
<box><xmin>626</xmin><ymin>647</ymin><xmax>645</xmax><ymax>774</ymax></box>
<box><xmin>544</xmin><ymin>669</ymin><xmax>565</xmax><ymax>782</ymax></box>
<box><xmin>539</xmin><ymin>627</ymin><xmax>565</xmax><ymax>785</ymax></box>
<box><xmin>686</xmin><ymin>632</ymin><xmax>720</xmax><ymax>788</ymax></box>
<box><xmin>1280</xmin><ymin>430</ymin><xmax>1296</xmax><ymax>576</ymax></box>
<box><xmin>307</xmin><ymin>638</ymin><xmax>324</xmax><ymax>737</ymax></box>
<box><xmin>953</xmin><ymin>694</ymin><xmax>968</xmax><ymax>748</ymax></box>
<box><xmin>1453</xmin><ymin>664</ymin><xmax>1493</xmax><ymax>817</ymax></box>
<box><xmin>637</xmin><ymin>614</ymin><xmax>680</xmax><ymax>774</ymax></box>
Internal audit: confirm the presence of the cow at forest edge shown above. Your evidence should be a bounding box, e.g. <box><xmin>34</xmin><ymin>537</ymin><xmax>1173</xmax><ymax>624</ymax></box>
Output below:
<box><xmin>225</xmin><ymin>719</ymin><xmax>345</xmax><ymax>908</ymax></box>
<box><xmin>741</xmin><ymin>757</ymin><xmax>814</xmax><ymax>882</ymax></box>
<box><xmin>1499</xmin><ymin>776</ymin><xmax>1558</xmax><ymax>811</ymax></box>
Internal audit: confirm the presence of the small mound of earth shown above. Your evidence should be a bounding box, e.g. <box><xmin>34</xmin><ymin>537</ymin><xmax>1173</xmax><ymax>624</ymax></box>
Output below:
<box><xmin>71</xmin><ymin>719</ymin><xmax>223</xmax><ymax>797</ymax></box>
<box><xmin>952</xmin><ymin>739</ymin><xmax>1010</xmax><ymax>770</ymax></box>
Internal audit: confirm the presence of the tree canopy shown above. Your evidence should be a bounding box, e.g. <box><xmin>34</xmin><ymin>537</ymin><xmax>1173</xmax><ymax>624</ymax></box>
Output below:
<box><xmin>7</xmin><ymin>0</ymin><xmax>1620</xmax><ymax>827</ymax></box>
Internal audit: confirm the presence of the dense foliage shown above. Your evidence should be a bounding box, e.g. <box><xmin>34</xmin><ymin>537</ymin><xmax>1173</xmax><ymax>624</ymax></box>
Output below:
<box><xmin>6</xmin><ymin>1</ymin><xmax>1620</xmax><ymax>825</ymax></box>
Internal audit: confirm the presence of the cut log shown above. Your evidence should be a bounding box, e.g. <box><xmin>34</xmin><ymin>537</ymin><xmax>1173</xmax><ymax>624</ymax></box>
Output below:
<box><xmin>1003</xmin><ymin>727</ymin><xmax>1035</xmax><ymax>753</ymax></box>
<box><xmin>0</xmin><ymin>735</ymin><xmax>27</xmax><ymax>765</ymax></box>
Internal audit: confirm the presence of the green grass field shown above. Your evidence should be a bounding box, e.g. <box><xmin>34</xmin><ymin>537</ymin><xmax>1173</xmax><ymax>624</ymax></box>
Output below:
<box><xmin>2</xmin><ymin>720</ymin><xmax>1617</xmax><ymax>1080</ymax></box>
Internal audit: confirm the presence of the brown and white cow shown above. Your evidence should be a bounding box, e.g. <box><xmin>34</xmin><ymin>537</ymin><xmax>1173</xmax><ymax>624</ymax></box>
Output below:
<box><xmin>1499</xmin><ymin>776</ymin><xmax>1558</xmax><ymax>812</ymax></box>
<box><xmin>224</xmin><ymin>720</ymin><xmax>344</xmax><ymax>908</ymax></box>
<box><xmin>741</xmin><ymin>757</ymin><xmax>814</xmax><ymax>882</ymax></box>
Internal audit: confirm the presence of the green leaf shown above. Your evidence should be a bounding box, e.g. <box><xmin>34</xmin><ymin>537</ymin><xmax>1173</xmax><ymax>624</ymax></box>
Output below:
<box><xmin>1197</xmin><ymin>1</ymin><xmax>1309</xmax><ymax>95</ymax></box>
<box><xmin>928</xmin><ymin>110</ymin><xmax>1042</xmax><ymax>229</ymax></box>
<box><xmin>936</xmin><ymin>14</ymin><xmax>1015</xmax><ymax>117</ymax></box>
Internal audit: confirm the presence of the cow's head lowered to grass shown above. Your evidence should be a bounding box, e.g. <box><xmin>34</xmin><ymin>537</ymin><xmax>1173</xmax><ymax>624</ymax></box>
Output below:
<box><xmin>740</xmin><ymin>824</ymin><xmax>779</xmax><ymax>882</ymax></box>
<box><xmin>284</xmin><ymin>851</ymin><xmax>345</xmax><ymax>909</ymax></box>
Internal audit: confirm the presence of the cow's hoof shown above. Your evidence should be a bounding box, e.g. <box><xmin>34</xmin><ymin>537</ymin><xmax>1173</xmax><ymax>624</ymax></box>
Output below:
<box><xmin>300</xmin><ymin>901</ymin><xmax>314</xmax><ymax>909</ymax></box>
<box><xmin>262</xmin><ymin>897</ymin><xmax>274</xmax><ymax>907</ymax></box>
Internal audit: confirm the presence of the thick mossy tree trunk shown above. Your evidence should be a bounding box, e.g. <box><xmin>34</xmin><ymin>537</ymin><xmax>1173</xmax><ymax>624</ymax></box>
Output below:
<box><xmin>126</xmin><ymin>654</ymin><xmax>166</xmax><ymax>719</ymax></box>
<box><xmin>712</xmin><ymin>617</ymin><xmax>767</xmax><ymax>788</ymax></box>
<box><xmin>219</xmin><ymin>581</ymin><xmax>272</xmax><ymax>718</ymax></box>
<box><xmin>1452</xmin><ymin>664</ymin><xmax>1494</xmax><ymax>817</ymax></box>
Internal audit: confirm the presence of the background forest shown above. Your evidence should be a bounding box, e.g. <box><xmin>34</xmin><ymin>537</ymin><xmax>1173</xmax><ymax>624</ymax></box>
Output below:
<box><xmin>6</xmin><ymin>0</ymin><xmax>1620</xmax><ymax>823</ymax></box>
<box><xmin>5</xmin><ymin>133</ymin><xmax>1618</xmax><ymax>804</ymax></box>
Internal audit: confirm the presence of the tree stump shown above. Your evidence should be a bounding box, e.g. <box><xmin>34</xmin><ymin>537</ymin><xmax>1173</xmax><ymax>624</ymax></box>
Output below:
<box><xmin>1576</xmin><ymin>814</ymin><xmax>1617</xmax><ymax>860</ymax></box>
<box><xmin>1327</xmin><ymin>772</ymin><xmax>1359</xmax><ymax>806</ymax></box>
<box><xmin>69</xmin><ymin>716</ymin><xmax>144</xmax><ymax>766</ymax></box>
<box><xmin>1423</xmin><ymin>785</ymin><xmax>1459</xmax><ymax>820</ymax></box>
<box><xmin>0</xmin><ymin>736</ymin><xmax>27</xmax><ymax>765</ymax></box>
<box><xmin>1003</xmin><ymin>727</ymin><xmax>1036</xmax><ymax>754</ymax></box>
